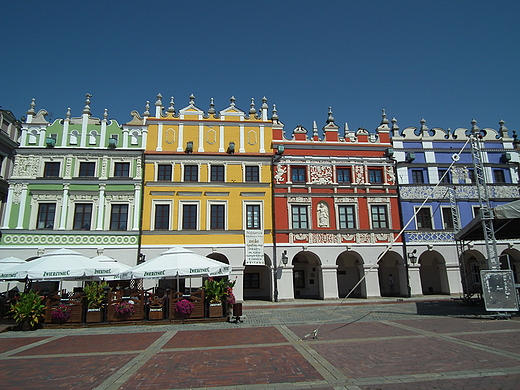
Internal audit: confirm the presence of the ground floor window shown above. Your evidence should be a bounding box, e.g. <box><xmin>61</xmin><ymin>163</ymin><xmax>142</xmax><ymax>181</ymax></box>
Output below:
<box><xmin>293</xmin><ymin>269</ymin><xmax>305</xmax><ymax>288</ymax></box>
<box><xmin>244</xmin><ymin>273</ymin><xmax>260</xmax><ymax>289</ymax></box>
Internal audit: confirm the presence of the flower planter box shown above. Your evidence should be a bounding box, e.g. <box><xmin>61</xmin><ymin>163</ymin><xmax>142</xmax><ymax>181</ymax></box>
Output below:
<box><xmin>148</xmin><ymin>307</ymin><xmax>164</xmax><ymax>320</ymax></box>
<box><xmin>86</xmin><ymin>308</ymin><xmax>103</xmax><ymax>323</ymax></box>
<box><xmin>209</xmin><ymin>303</ymin><xmax>222</xmax><ymax>318</ymax></box>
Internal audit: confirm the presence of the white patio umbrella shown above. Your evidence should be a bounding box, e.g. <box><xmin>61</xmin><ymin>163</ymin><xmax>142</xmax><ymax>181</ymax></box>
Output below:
<box><xmin>90</xmin><ymin>255</ymin><xmax>131</xmax><ymax>280</ymax></box>
<box><xmin>0</xmin><ymin>257</ymin><xmax>26</xmax><ymax>273</ymax></box>
<box><xmin>1</xmin><ymin>248</ymin><xmax>122</xmax><ymax>281</ymax></box>
<box><xmin>121</xmin><ymin>246</ymin><xmax>230</xmax><ymax>280</ymax></box>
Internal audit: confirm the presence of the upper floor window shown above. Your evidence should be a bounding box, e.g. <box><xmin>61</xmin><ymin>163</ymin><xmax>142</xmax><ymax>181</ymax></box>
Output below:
<box><xmin>114</xmin><ymin>162</ymin><xmax>130</xmax><ymax>178</ymax></box>
<box><xmin>338</xmin><ymin>205</ymin><xmax>356</xmax><ymax>229</ymax></box>
<box><xmin>246</xmin><ymin>204</ymin><xmax>261</xmax><ymax>229</ymax></box>
<box><xmin>184</xmin><ymin>165</ymin><xmax>198</xmax><ymax>182</ymax></box>
<box><xmin>412</xmin><ymin>169</ymin><xmax>424</xmax><ymax>184</ymax></box>
<box><xmin>245</xmin><ymin>166</ymin><xmax>259</xmax><ymax>182</ymax></box>
<box><xmin>371</xmin><ymin>205</ymin><xmax>388</xmax><ymax>229</ymax></box>
<box><xmin>37</xmin><ymin>203</ymin><xmax>56</xmax><ymax>229</ymax></box>
<box><xmin>210</xmin><ymin>204</ymin><xmax>225</xmax><ymax>230</ymax></box>
<box><xmin>438</xmin><ymin>169</ymin><xmax>451</xmax><ymax>184</ymax></box>
<box><xmin>110</xmin><ymin>204</ymin><xmax>128</xmax><ymax>231</ymax></box>
<box><xmin>211</xmin><ymin>165</ymin><xmax>225</xmax><ymax>182</ymax></box>
<box><xmin>79</xmin><ymin>162</ymin><xmax>96</xmax><ymax>177</ymax></box>
<box><xmin>291</xmin><ymin>205</ymin><xmax>309</xmax><ymax>229</ymax></box>
<box><xmin>44</xmin><ymin>162</ymin><xmax>60</xmax><ymax>177</ymax></box>
<box><xmin>73</xmin><ymin>203</ymin><xmax>92</xmax><ymax>230</ymax></box>
<box><xmin>416</xmin><ymin>207</ymin><xmax>433</xmax><ymax>230</ymax></box>
<box><xmin>154</xmin><ymin>204</ymin><xmax>170</xmax><ymax>230</ymax></box>
<box><xmin>337</xmin><ymin>168</ymin><xmax>351</xmax><ymax>183</ymax></box>
<box><xmin>291</xmin><ymin>166</ymin><xmax>306</xmax><ymax>183</ymax></box>
<box><xmin>368</xmin><ymin>168</ymin><xmax>383</xmax><ymax>184</ymax></box>
<box><xmin>493</xmin><ymin>169</ymin><xmax>506</xmax><ymax>183</ymax></box>
<box><xmin>182</xmin><ymin>204</ymin><xmax>198</xmax><ymax>230</ymax></box>
<box><xmin>441</xmin><ymin>207</ymin><xmax>454</xmax><ymax>230</ymax></box>
<box><xmin>157</xmin><ymin>165</ymin><xmax>172</xmax><ymax>181</ymax></box>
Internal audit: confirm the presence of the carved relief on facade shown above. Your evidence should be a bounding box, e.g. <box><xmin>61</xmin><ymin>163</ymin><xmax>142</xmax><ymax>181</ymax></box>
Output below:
<box><xmin>356</xmin><ymin>233</ymin><xmax>371</xmax><ymax>243</ymax></box>
<box><xmin>366</xmin><ymin>197</ymin><xmax>390</xmax><ymax>203</ymax></box>
<box><xmin>13</xmin><ymin>156</ymin><xmax>41</xmax><ymax>178</ymax></box>
<box><xmin>165</xmin><ymin>128</ymin><xmax>176</xmax><ymax>144</ymax></box>
<box><xmin>354</xmin><ymin>165</ymin><xmax>364</xmax><ymax>184</ymax></box>
<box><xmin>32</xmin><ymin>193</ymin><xmax>62</xmax><ymax>201</ymax></box>
<box><xmin>135</xmin><ymin>157</ymin><xmax>142</xmax><ymax>179</ymax></box>
<box><xmin>317</xmin><ymin>202</ymin><xmax>330</xmax><ymax>227</ymax></box>
<box><xmin>385</xmin><ymin>166</ymin><xmax>395</xmax><ymax>185</ymax></box>
<box><xmin>101</xmin><ymin>157</ymin><xmax>108</xmax><ymax>179</ymax></box>
<box><xmin>287</xmin><ymin>196</ymin><xmax>311</xmax><ymax>203</ymax></box>
<box><xmin>274</xmin><ymin>164</ymin><xmax>286</xmax><ymax>183</ymax></box>
<box><xmin>105</xmin><ymin>194</ymin><xmax>133</xmax><ymax>203</ymax></box>
<box><xmin>12</xmin><ymin>183</ymin><xmax>25</xmax><ymax>204</ymax></box>
<box><xmin>247</xmin><ymin>129</ymin><xmax>258</xmax><ymax>146</ymax></box>
<box><xmin>69</xmin><ymin>194</ymin><xmax>99</xmax><ymax>201</ymax></box>
<box><xmin>206</xmin><ymin>127</ymin><xmax>217</xmax><ymax>145</ymax></box>
<box><xmin>335</xmin><ymin>197</ymin><xmax>358</xmax><ymax>203</ymax></box>
<box><xmin>451</xmin><ymin>166</ymin><xmax>468</xmax><ymax>182</ymax></box>
<box><xmin>64</xmin><ymin>156</ymin><xmax>73</xmax><ymax>179</ymax></box>
<box><xmin>309</xmin><ymin>165</ymin><xmax>332</xmax><ymax>185</ymax></box>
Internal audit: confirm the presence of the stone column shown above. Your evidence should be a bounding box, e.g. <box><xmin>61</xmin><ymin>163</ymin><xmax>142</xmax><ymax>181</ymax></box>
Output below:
<box><xmin>277</xmin><ymin>264</ymin><xmax>294</xmax><ymax>301</ymax></box>
<box><xmin>445</xmin><ymin>264</ymin><xmax>463</xmax><ymax>295</ymax></box>
<box><xmin>321</xmin><ymin>264</ymin><xmax>339</xmax><ymax>299</ymax></box>
<box><xmin>15</xmin><ymin>183</ymin><xmax>28</xmax><ymax>229</ymax></box>
<box><xmin>362</xmin><ymin>264</ymin><xmax>381</xmax><ymax>297</ymax></box>
<box><xmin>408</xmin><ymin>264</ymin><xmax>423</xmax><ymax>296</ymax></box>
<box><xmin>231</xmin><ymin>266</ymin><xmax>245</xmax><ymax>302</ymax></box>
<box><xmin>58</xmin><ymin>184</ymin><xmax>70</xmax><ymax>230</ymax></box>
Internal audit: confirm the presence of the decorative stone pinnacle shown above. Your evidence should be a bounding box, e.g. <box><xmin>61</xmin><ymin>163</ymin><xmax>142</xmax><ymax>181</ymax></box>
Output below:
<box><xmin>189</xmin><ymin>94</ymin><xmax>195</xmax><ymax>105</ymax></box>
<box><xmin>230</xmin><ymin>96</ymin><xmax>236</xmax><ymax>106</ymax></box>
<box><xmin>272</xmin><ymin>104</ymin><xmax>278</xmax><ymax>120</ymax></box>
<box><xmin>381</xmin><ymin>109</ymin><xmax>389</xmax><ymax>124</ymax></box>
<box><xmin>471</xmin><ymin>119</ymin><xmax>480</xmax><ymax>134</ymax></box>
<box><xmin>262</xmin><ymin>97</ymin><xmax>268</xmax><ymax>109</ymax></box>
<box><xmin>326</xmin><ymin>106</ymin><xmax>335</xmax><ymax>124</ymax></box>
<box><xmin>249</xmin><ymin>98</ymin><xmax>256</xmax><ymax>115</ymax></box>
<box><xmin>144</xmin><ymin>101</ymin><xmax>150</xmax><ymax>116</ymax></box>
<box><xmin>27</xmin><ymin>98</ymin><xmax>36</xmax><ymax>115</ymax></box>
<box><xmin>83</xmin><ymin>93</ymin><xmax>92</xmax><ymax>114</ymax></box>
<box><xmin>66</xmin><ymin>107</ymin><xmax>71</xmax><ymax>119</ymax></box>
<box><xmin>103</xmin><ymin>108</ymin><xmax>108</xmax><ymax>120</ymax></box>
<box><xmin>391</xmin><ymin>117</ymin><xmax>399</xmax><ymax>130</ymax></box>
<box><xmin>155</xmin><ymin>94</ymin><xmax>163</xmax><ymax>106</ymax></box>
<box><xmin>208</xmin><ymin>98</ymin><xmax>216</xmax><ymax>115</ymax></box>
<box><xmin>167</xmin><ymin>97</ymin><xmax>175</xmax><ymax>114</ymax></box>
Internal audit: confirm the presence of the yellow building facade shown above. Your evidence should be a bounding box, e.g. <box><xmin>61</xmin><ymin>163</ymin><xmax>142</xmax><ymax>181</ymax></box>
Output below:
<box><xmin>141</xmin><ymin>94</ymin><xmax>281</xmax><ymax>300</ymax></box>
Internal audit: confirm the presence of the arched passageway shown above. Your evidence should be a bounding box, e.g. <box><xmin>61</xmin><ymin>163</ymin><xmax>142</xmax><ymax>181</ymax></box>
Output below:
<box><xmin>292</xmin><ymin>251</ymin><xmax>322</xmax><ymax>299</ymax></box>
<box><xmin>378</xmin><ymin>252</ymin><xmax>404</xmax><ymax>297</ymax></box>
<box><xmin>336</xmin><ymin>251</ymin><xmax>364</xmax><ymax>298</ymax></box>
<box><xmin>243</xmin><ymin>254</ymin><xmax>272</xmax><ymax>301</ymax></box>
<box><xmin>419</xmin><ymin>251</ymin><xmax>449</xmax><ymax>294</ymax></box>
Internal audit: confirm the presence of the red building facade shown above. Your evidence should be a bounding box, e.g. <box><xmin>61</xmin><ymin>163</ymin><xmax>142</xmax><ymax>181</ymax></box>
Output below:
<box><xmin>271</xmin><ymin>109</ymin><xmax>405</xmax><ymax>300</ymax></box>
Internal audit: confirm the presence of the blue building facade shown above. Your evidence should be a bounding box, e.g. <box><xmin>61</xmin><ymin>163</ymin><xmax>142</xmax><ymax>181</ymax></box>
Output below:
<box><xmin>392</xmin><ymin>118</ymin><xmax>520</xmax><ymax>296</ymax></box>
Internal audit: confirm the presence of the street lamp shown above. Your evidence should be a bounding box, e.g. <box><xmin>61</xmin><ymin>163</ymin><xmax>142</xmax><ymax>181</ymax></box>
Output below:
<box><xmin>408</xmin><ymin>249</ymin><xmax>418</xmax><ymax>266</ymax></box>
<box><xmin>281</xmin><ymin>250</ymin><xmax>288</xmax><ymax>266</ymax></box>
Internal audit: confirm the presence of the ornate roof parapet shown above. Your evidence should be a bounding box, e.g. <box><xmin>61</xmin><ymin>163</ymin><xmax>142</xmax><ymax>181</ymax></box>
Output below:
<box><xmin>322</xmin><ymin>107</ymin><xmax>339</xmax><ymax>142</ymax></box>
<box><xmin>499</xmin><ymin>119</ymin><xmax>512</xmax><ymax>140</ymax></box>
<box><xmin>26</xmin><ymin>98</ymin><xmax>36</xmax><ymax>122</ymax></box>
<box><xmin>261</xmin><ymin>97</ymin><xmax>268</xmax><ymax>121</ymax></box>
<box><xmin>391</xmin><ymin>117</ymin><xmax>400</xmax><ymax>138</ymax></box>
<box><xmin>143</xmin><ymin>101</ymin><xmax>150</xmax><ymax>118</ymax></box>
<box><xmin>155</xmin><ymin>93</ymin><xmax>163</xmax><ymax>117</ymax></box>
<box><xmin>208</xmin><ymin>98</ymin><xmax>216</xmax><ymax>116</ymax></box>
<box><xmin>166</xmin><ymin>96</ymin><xmax>175</xmax><ymax>117</ymax></box>
<box><xmin>375</xmin><ymin>109</ymin><xmax>391</xmax><ymax>143</ymax></box>
<box><xmin>292</xmin><ymin>125</ymin><xmax>308</xmax><ymax>141</ymax></box>
<box><xmin>248</xmin><ymin>98</ymin><xmax>257</xmax><ymax>118</ymax></box>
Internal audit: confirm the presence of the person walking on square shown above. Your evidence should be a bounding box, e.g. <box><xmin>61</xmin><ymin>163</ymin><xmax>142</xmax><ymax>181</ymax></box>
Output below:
<box><xmin>389</xmin><ymin>274</ymin><xmax>395</xmax><ymax>295</ymax></box>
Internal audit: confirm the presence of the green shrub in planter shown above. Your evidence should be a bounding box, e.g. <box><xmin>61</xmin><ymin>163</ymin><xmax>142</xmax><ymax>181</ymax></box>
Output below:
<box><xmin>9</xmin><ymin>290</ymin><xmax>46</xmax><ymax>330</ymax></box>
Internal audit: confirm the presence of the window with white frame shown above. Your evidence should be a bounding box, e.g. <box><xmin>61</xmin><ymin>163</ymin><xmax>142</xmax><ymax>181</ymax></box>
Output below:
<box><xmin>441</xmin><ymin>207</ymin><xmax>454</xmax><ymax>230</ymax></box>
<box><xmin>157</xmin><ymin>164</ymin><xmax>172</xmax><ymax>181</ymax></box>
<box><xmin>183</xmin><ymin>165</ymin><xmax>199</xmax><ymax>182</ymax></box>
<box><xmin>73</xmin><ymin>203</ymin><xmax>93</xmax><ymax>230</ymax></box>
<box><xmin>291</xmin><ymin>205</ymin><xmax>309</xmax><ymax>229</ymax></box>
<box><xmin>209</xmin><ymin>203</ymin><xmax>226</xmax><ymax>230</ymax></box>
<box><xmin>110</xmin><ymin>204</ymin><xmax>128</xmax><ymax>231</ymax></box>
<box><xmin>370</xmin><ymin>205</ymin><xmax>388</xmax><ymax>229</ymax></box>
<box><xmin>37</xmin><ymin>203</ymin><xmax>56</xmax><ymax>229</ymax></box>
<box><xmin>153</xmin><ymin>203</ymin><xmax>171</xmax><ymax>230</ymax></box>
<box><xmin>181</xmin><ymin>203</ymin><xmax>198</xmax><ymax>230</ymax></box>
<box><xmin>415</xmin><ymin>207</ymin><xmax>433</xmax><ymax>230</ymax></box>
<box><xmin>338</xmin><ymin>204</ymin><xmax>356</xmax><ymax>229</ymax></box>
<box><xmin>245</xmin><ymin>203</ymin><xmax>261</xmax><ymax>230</ymax></box>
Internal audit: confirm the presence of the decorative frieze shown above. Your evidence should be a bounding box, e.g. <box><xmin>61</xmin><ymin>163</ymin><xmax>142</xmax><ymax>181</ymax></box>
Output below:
<box><xmin>400</xmin><ymin>185</ymin><xmax>519</xmax><ymax>200</ymax></box>
<box><xmin>406</xmin><ymin>231</ymin><xmax>455</xmax><ymax>243</ymax></box>
<box><xmin>288</xmin><ymin>196</ymin><xmax>311</xmax><ymax>203</ymax></box>
<box><xmin>309</xmin><ymin>165</ymin><xmax>333</xmax><ymax>185</ymax></box>
<box><xmin>2</xmin><ymin>233</ymin><xmax>138</xmax><ymax>246</ymax></box>
<box><xmin>289</xmin><ymin>232</ymin><xmax>394</xmax><ymax>244</ymax></box>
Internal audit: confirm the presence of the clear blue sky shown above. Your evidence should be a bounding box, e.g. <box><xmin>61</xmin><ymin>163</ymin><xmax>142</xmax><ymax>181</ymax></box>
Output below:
<box><xmin>1</xmin><ymin>1</ymin><xmax>519</xmax><ymax>136</ymax></box>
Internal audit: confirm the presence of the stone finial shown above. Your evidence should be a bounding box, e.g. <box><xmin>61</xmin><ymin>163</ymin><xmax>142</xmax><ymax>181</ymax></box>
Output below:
<box><xmin>381</xmin><ymin>109</ymin><xmax>389</xmax><ymax>125</ymax></box>
<box><xmin>208</xmin><ymin>98</ymin><xmax>216</xmax><ymax>115</ymax></box>
<box><xmin>262</xmin><ymin>96</ymin><xmax>268</xmax><ymax>109</ymax></box>
<box><xmin>27</xmin><ymin>98</ymin><xmax>36</xmax><ymax>115</ymax></box>
<box><xmin>499</xmin><ymin>119</ymin><xmax>509</xmax><ymax>137</ymax></box>
<box><xmin>326</xmin><ymin>107</ymin><xmax>335</xmax><ymax>124</ymax></box>
<box><xmin>103</xmin><ymin>108</ymin><xmax>108</xmax><ymax>120</ymax></box>
<box><xmin>230</xmin><ymin>96</ymin><xmax>236</xmax><ymax>107</ymax></box>
<box><xmin>391</xmin><ymin>117</ymin><xmax>399</xmax><ymax>136</ymax></box>
<box><xmin>272</xmin><ymin>104</ymin><xmax>278</xmax><ymax>121</ymax></box>
<box><xmin>249</xmin><ymin>98</ymin><xmax>256</xmax><ymax>115</ymax></box>
<box><xmin>189</xmin><ymin>94</ymin><xmax>195</xmax><ymax>105</ymax></box>
<box><xmin>155</xmin><ymin>93</ymin><xmax>163</xmax><ymax>106</ymax></box>
<box><xmin>420</xmin><ymin>118</ymin><xmax>429</xmax><ymax>136</ymax></box>
<box><xmin>471</xmin><ymin>119</ymin><xmax>480</xmax><ymax>134</ymax></box>
<box><xmin>83</xmin><ymin>93</ymin><xmax>92</xmax><ymax>115</ymax></box>
<box><xmin>167</xmin><ymin>96</ymin><xmax>175</xmax><ymax>115</ymax></box>
<box><xmin>144</xmin><ymin>101</ymin><xmax>150</xmax><ymax>117</ymax></box>
<box><xmin>313</xmin><ymin>121</ymin><xmax>318</xmax><ymax>137</ymax></box>
<box><xmin>66</xmin><ymin>107</ymin><xmax>71</xmax><ymax>119</ymax></box>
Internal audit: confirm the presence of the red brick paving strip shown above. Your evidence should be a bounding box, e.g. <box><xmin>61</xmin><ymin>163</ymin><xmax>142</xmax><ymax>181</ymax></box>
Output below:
<box><xmin>289</xmin><ymin>321</ymin><xmax>416</xmax><ymax>341</ymax></box>
<box><xmin>121</xmin><ymin>345</ymin><xmax>323</xmax><ymax>389</ymax></box>
<box><xmin>310</xmin><ymin>337</ymin><xmax>520</xmax><ymax>378</ymax></box>
<box><xmin>358</xmin><ymin>373</ymin><xmax>520</xmax><ymax>390</ymax></box>
<box><xmin>14</xmin><ymin>332</ymin><xmax>165</xmax><ymax>356</ymax></box>
<box><xmin>392</xmin><ymin>317</ymin><xmax>520</xmax><ymax>334</ymax></box>
<box><xmin>454</xmin><ymin>332</ymin><xmax>520</xmax><ymax>355</ymax></box>
<box><xmin>0</xmin><ymin>337</ymin><xmax>50</xmax><ymax>354</ymax></box>
<box><xmin>163</xmin><ymin>326</ymin><xmax>287</xmax><ymax>348</ymax></box>
<box><xmin>0</xmin><ymin>354</ymin><xmax>137</xmax><ymax>389</ymax></box>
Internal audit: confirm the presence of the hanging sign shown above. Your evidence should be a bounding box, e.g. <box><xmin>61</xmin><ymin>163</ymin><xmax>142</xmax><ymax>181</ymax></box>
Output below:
<box><xmin>245</xmin><ymin>230</ymin><xmax>265</xmax><ymax>265</ymax></box>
